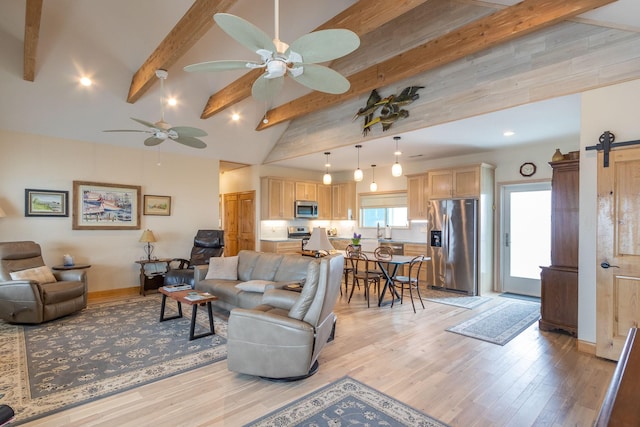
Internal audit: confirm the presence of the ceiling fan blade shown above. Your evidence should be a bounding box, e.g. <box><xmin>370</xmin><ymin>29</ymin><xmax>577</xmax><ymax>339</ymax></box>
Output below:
<box><xmin>184</xmin><ymin>60</ymin><xmax>262</xmax><ymax>73</ymax></box>
<box><xmin>144</xmin><ymin>137</ymin><xmax>165</xmax><ymax>146</ymax></box>
<box><xmin>103</xmin><ymin>129</ymin><xmax>149</xmax><ymax>133</ymax></box>
<box><xmin>251</xmin><ymin>74</ymin><xmax>285</xmax><ymax>102</ymax></box>
<box><xmin>290</xmin><ymin>64</ymin><xmax>350</xmax><ymax>94</ymax></box>
<box><xmin>172</xmin><ymin>136</ymin><xmax>207</xmax><ymax>149</ymax></box>
<box><xmin>214</xmin><ymin>13</ymin><xmax>276</xmax><ymax>53</ymax></box>
<box><xmin>288</xmin><ymin>29</ymin><xmax>360</xmax><ymax>64</ymax></box>
<box><xmin>170</xmin><ymin>126</ymin><xmax>208</xmax><ymax>138</ymax></box>
<box><xmin>130</xmin><ymin>117</ymin><xmax>158</xmax><ymax>129</ymax></box>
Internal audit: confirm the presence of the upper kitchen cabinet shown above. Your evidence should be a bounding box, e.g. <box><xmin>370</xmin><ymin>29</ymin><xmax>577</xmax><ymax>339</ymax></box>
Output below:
<box><xmin>295</xmin><ymin>181</ymin><xmax>317</xmax><ymax>201</ymax></box>
<box><xmin>406</xmin><ymin>173</ymin><xmax>429</xmax><ymax>220</ymax></box>
<box><xmin>317</xmin><ymin>184</ymin><xmax>332</xmax><ymax>220</ymax></box>
<box><xmin>428</xmin><ymin>164</ymin><xmax>495</xmax><ymax>199</ymax></box>
<box><xmin>332</xmin><ymin>182</ymin><xmax>356</xmax><ymax>220</ymax></box>
<box><xmin>261</xmin><ymin>177</ymin><xmax>295</xmax><ymax>219</ymax></box>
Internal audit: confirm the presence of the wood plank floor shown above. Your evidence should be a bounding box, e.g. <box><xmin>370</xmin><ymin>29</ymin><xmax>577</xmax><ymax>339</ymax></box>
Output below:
<box><xmin>23</xmin><ymin>289</ymin><xmax>616</xmax><ymax>426</ymax></box>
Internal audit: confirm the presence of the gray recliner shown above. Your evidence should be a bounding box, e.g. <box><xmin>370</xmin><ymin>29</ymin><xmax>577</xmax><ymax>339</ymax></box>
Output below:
<box><xmin>226</xmin><ymin>253</ymin><xmax>344</xmax><ymax>380</ymax></box>
<box><xmin>0</xmin><ymin>241</ymin><xmax>87</xmax><ymax>324</ymax></box>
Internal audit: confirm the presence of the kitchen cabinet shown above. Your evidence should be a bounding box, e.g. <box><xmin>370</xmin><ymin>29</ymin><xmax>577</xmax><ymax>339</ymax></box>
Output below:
<box><xmin>317</xmin><ymin>184</ymin><xmax>332</xmax><ymax>220</ymax></box>
<box><xmin>261</xmin><ymin>177</ymin><xmax>295</xmax><ymax>219</ymax></box>
<box><xmin>428</xmin><ymin>164</ymin><xmax>493</xmax><ymax>199</ymax></box>
<box><xmin>406</xmin><ymin>173</ymin><xmax>429</xmax><ymax>220</ymax></box>
<box><xmin>295</xmin><ymin>181</ymin><xmax>317</xmax><ymax>201</ymax></box>
<box><xmin>260</xmin><ymin>240</ymin><xmax>301</xmax><ymax>254</ymax></box>
<box><xmin>404</xmin><ymin>243</ymin><xmax>429</xmax><ymax>288</ymax></box>
<box><xmin>331</xmin><ymin>182</ymin><xmax>356</xmax><ymax>220</ymax></box>
<box><xmin>540</xmin><ymin>158</ymin><xmax>579</xmax><ymax>336</ymax></box>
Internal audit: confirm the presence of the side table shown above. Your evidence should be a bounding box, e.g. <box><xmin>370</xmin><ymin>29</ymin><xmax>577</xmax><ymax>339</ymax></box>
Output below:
<box><xmin>135</xmin><ymin>258</ymin><xmax>172</xmax><ymax>296</ymax></box>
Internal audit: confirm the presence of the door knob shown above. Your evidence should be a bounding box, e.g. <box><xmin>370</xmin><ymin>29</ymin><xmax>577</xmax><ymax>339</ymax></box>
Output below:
<box><xmin>601</xmin><ymin>261</ymin><xmax>620</xmax><ymax>269</ymax></box>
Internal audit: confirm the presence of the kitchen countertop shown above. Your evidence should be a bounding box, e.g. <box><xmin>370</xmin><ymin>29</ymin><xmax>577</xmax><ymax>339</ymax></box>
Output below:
<box><xmin>260</xmin><ymin>237</ymin><xmax>426</xmax><ymax>244</ymax></box>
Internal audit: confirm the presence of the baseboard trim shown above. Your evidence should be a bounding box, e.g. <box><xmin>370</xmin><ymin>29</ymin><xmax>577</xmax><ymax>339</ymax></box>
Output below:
<box><xmin>88</xmin><ymin>287</ymin><xmax>139</xmax><ymax>303</ymax></box>
<box><xmin>577</xmin><ymin>339</ymin><xmax>597</xmax><ymax>355</ymax></box>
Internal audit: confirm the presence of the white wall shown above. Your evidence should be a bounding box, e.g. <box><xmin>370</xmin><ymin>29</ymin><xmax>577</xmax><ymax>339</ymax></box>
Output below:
<box><xmin>0</xmin><ymin>129</ymin><xmax>220</xmax><ymax>292</ymax></box>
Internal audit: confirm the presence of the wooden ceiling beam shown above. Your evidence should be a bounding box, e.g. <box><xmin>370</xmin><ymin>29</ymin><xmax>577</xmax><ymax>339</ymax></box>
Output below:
<box><xmin>126</xmin><ymin>0</ymin><xmax>238</xmax><ymax>104</ymax></box>
<box><xmin>255</xmin><ymin>0</ymin><xmax>617</xmax><ymax>131</ymax></box>
<box><xmin>23</xmin><ymin>0</ymin><xmax>43</xmax><ymax>82</ymax></box>
<box><xmin>199</xmin><ymin>0</ymin><xmax>433</xmax><ymax>119</ymax></box>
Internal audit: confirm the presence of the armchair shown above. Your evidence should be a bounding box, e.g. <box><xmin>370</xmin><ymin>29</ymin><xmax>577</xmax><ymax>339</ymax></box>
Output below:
<box><xmin>227</xmin><ymin>253</ymin><xmax>344</xmax><ymax>380</ymax></box>
<box><xmin>163</xmin><ymin>230</ymin><xmax>224</xmax><ymax>288</ymax></box>
<box><xmin>0</xmin><ymin>241</ymin><xmax>87</xmax><ymax>324</ymax></box>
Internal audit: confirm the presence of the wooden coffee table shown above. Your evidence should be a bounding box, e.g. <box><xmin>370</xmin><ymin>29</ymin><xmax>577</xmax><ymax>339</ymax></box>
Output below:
<box><xmin>158</xmin><ymin>287</ymin><xmax>219</xmax><ymax>340</ymax></box>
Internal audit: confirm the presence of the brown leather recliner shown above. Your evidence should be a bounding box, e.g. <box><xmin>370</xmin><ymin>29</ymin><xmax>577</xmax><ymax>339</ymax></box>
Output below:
<box><xmin>0</xmin><ymin>241</ymin><xmax>87</xmax><ymax>324</ymax></box>
<box><xmin>164</xmin><ymin>230</ymin><xmax>224</xmax><ymax>287</ymax></box>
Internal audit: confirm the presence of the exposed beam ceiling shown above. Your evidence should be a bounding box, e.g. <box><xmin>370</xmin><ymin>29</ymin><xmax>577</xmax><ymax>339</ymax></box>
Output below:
<box><xmin>199</xmin><ymin>0</ymin><xmax>433</xmax><ymax>119</ymax></box>
<box><xmin>255</xmin><ymin>0</ymin><xmax>617</xmax><ymax>131</ymax></box>
<box><xmin>126</xmin><ymin>0</ymin><xmax>238</xmax><ymax>104</ymax></box>
<box><xmin>23</xmin><ymin>0</ymin><xmax>43</xmax><ymax>82</ymax></box>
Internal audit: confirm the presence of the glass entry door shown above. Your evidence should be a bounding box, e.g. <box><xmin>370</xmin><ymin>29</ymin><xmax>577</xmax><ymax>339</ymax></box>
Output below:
<box><xmin>501</xmin><ymin>182</ymin><xmax>551</xmax><ymax>297</ymax></box>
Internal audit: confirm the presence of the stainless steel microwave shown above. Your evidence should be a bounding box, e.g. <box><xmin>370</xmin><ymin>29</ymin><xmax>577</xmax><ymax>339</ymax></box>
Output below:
<box><xmin>295</xmin><ymin>200</ymin><xmax>318</xmax><ymax>218</ymax></box>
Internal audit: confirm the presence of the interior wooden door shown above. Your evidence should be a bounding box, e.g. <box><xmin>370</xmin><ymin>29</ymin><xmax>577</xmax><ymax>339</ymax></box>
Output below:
<box><xmin>596</xmin><ymin>147</ymin><xmax>640</xmax><ymax>361</ymax></box>
<box><xmin>238</xmin><ymin>191</ymin><xmax>255</xmax><ymax>252</ymax></box>
<box><xmin>223</xmin><ymin>193</ymin><xmax>238</xmax><ymax>256</ymax></box>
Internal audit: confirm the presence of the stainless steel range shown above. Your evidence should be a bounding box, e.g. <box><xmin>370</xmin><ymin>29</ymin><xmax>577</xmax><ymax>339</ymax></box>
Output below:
<box><xmin>288</xmin><ymin>226</ymin><xmax>312</xmax><ymax>252</ymax></box>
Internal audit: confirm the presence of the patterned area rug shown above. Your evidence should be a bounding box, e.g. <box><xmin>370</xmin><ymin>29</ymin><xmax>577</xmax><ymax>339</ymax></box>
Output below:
<box><xmin>422</xmin><ymin>287</ymin><xmax>492</xmax><ymax>309</ymax></box>
<box><xmin>447</xmin><ymin>299</ymin><xmax>540</xmax><ymax>345</ymax></box>
<box><xmin>0</xmin><ymin>295</ymin><xmax>227</xmax><ymax>425</ymax></box>
<box><xmin>246</xmin><ymin>376</ymin><xmax>450</xmax><ymax>427</ymax></box>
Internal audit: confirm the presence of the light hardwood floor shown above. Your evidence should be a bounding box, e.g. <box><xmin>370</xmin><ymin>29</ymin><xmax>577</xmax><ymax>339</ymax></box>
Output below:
<box><xmin>24</xmin><ymin>289</ymin><xmax>615</xmax><ymax>427</ymax></box>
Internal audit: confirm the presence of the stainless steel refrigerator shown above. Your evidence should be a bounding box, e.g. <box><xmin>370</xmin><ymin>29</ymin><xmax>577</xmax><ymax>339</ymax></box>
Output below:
<box><xmin>427</xmin><ymin>198</ymin><xmax>478</xmax><ymax>295</ymax></box>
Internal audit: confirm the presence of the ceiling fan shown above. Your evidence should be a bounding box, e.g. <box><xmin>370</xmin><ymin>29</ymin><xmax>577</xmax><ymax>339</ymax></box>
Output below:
<box><xmin>104</xmin><ymin>70</ymin><xmax>207</xmax><ymax>149</ymax></box>
<box><xmin>183</xmin><ymin>0</ymin><xmax>360</xmax><ymax>102</ymax></box>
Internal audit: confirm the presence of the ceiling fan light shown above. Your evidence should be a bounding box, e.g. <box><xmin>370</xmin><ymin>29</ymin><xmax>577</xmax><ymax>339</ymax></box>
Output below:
<box><xmin>392</xmin><ymin>162</ymin><xmax>403</xmax><ymax>177</ymax></box>
<box><xmin>265</xmin><ymin>60</ymin><xmax>287</xmax><ymax>78</ymax></box>
<box><xmin>354</xmin><ymin>168</ymin><xmax>363</xmax><ymax>182</ymax></box>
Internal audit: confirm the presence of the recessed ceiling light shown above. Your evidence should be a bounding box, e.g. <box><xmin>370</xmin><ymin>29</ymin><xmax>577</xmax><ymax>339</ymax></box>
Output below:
<box><xmin>231</xmin><ymin>113</ymin><xmax>240</xmax><ymax>121</ymax></box>
<box><xmin>79</xmin><ymin>77</ymin><xmax>92</xmax><ymax>87</ymax></box>
<box><xmin>503</xmin><ymin>130</ymin><xmax>515</xmax><ymax>137</ymax></box>
<box><xmin>167</xmin><ymin>98</ymin><xmax>177</xmax><ymax>106</ymax></box>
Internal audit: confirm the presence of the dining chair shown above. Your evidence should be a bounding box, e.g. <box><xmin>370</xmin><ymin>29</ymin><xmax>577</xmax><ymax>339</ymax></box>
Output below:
<box><xmin>348</xmin><ymin>252</ymin><xmax>382</xmax><ymax>308</ymax></box>
<box><xmin>391</xmin><ymin>255</ymin><xmax>426</xmax><ymax>313</ymax></box>
<box><xmin>342</xmin><ymin>244</ymin><xmax>356</xmax><ymax>296</ymax></box>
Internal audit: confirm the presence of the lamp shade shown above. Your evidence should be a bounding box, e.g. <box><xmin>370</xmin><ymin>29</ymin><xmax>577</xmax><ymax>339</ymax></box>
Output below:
<box><xmin>139</xmin><ymin>229</ymin><xmax>157</xmax><ymax>243</ymax></box>
<box><xmin>391</xmin><ymin>162</ymin><xmax>403</xmax><ymax>177</ymax></box>
<box><xmin>354</xmin><ymin>168</ymin><xmax>363</xmax><ymax>182</ymax></box>
<box><xmin>305</xmin><ymin>227</ymin><xmax>334</xmax><ymax>252</ymax></box>
<box><xmin>0</xmin><ymin>206</ymin><xmax>6</xmax><ymax>218</ymax></box>
<box><xmin>323</xmin><ymin>172</ymin><xmax>332</xmax><ymax>185</ymax></box>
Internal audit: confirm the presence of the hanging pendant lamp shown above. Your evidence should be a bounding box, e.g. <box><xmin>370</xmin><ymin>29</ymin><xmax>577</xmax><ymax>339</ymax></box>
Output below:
<box><xmin>370</xmin><ymin>164</ymin><xmax>377</xmax><ymax>192</ymax></box>
<box><xmin>323</xmin><ymin>152</ymin><xmax>332</xmax><ymax>185</ymax></box>
<box><xmin>354</xmin><ymin>145</ymin><xmax>363</xmax><ymax>182</ymax></box>
<box><xmin>391</xmin><ymin>136</ymin><xmax>403</xmax><ymax>177</ymax></box>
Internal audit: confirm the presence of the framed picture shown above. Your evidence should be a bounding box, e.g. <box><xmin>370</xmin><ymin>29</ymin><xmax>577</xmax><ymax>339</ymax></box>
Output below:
<box><xmin>72</xmin><ymin>181</ymin><xmax>141</xmax><ymax>230</ymax></box>
<box><xmin>143</xmin><ymin>195</ymin><xmax>171</xmax><ymax>216</ymax></box>
<box><xmin>25</xmin><ymin>189</ymin><xmax>69</xmax><ymax>217</ymax></box>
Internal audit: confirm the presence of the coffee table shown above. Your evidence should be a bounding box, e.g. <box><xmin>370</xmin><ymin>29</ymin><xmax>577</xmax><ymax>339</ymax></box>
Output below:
<box><xmin>158</xmin><ymin>287</ymin><xmax>219</xmax><ymax>340</ymax></box>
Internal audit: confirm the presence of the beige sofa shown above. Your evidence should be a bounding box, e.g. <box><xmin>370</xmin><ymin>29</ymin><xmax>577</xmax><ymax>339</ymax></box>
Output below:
<box><xmin>194</xmin><ymin>250</ymin><xmax>316</xmax><ymax>311</ymax></box>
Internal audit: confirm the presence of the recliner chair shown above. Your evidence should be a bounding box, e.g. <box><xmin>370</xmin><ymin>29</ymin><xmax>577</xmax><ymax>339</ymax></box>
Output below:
<box><xmin>0</xmin><ymin>241</ymin><xmax>87</xmax><ymax>324</ymax></box>
<box><xmin>226</xmin><ymin>253</ymin><xmax>344</xmax><ymax>380</ymax></box>
<box><xmin>164</xmin><ymin>230</ymin><xmax>224</xmax><ymax>288</ymax></box>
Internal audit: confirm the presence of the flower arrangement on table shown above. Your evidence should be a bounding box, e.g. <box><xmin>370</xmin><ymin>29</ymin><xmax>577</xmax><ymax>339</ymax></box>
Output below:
<box><xmin>351</xmin><ymin>233</ymin><xmax>361</xmax><ymax>246</ymax></box>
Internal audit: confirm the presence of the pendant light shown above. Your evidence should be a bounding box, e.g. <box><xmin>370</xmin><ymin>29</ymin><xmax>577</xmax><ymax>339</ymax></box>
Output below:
<box><xmin>354</xmin><ymin>144</ymin><xmax>363</xmax><ymax>182</ymax></box>
<box><xmin>370</xmin><ymin>164</ymin><xmax>377</xmax><ymax>192</ymax></box>
<box><xmin>391</xmin><ymin>136</ymin><xmax>403</xmax><ymax>177</ymax></box>
<box><xmin>323</xmin><ymin>152</ymin><xmax>332</xmax><ymax>185</ymax></box>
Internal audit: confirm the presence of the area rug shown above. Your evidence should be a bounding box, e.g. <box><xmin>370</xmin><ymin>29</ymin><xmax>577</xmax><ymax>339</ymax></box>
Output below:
<box><xmin>499</xmin><ymin>292</ymin><xmax>541</xmax><ymax>303</ymax></box>
<box><xmin>245</xmin><ymin>376</ymin><xmax>450</xmax><ymax>427</ymax></box>
<box><xmin>446</xmin><ymin>299</ymin><xmax>540</xmax><ymax>345</ymax></box>
<box><xmin>422</xmin><ymin>287</ymin><xmax>492</xmax><ymax>309</ymax></box>
<box><xmin>0</xmin><ymin>296</ymin><xmax>227</xmax><ymax>425</ymax></box>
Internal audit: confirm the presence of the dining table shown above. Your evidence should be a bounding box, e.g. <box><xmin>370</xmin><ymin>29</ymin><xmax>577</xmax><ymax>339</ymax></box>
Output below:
<box><xmin>343</xmin><ymin>251</ymin><xmax>431</xmax><ymax>307</ymax></box>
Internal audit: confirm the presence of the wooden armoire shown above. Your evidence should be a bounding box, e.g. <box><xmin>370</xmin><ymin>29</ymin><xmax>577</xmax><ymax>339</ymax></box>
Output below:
<box><xmin>539</xmin><ymin>158</ymin><xmax>579</xmax><ymax>336</ymax></box>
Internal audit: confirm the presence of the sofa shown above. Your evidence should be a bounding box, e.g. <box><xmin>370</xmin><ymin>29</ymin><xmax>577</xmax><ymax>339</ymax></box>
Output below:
<box><xmin>194</xmin><ymin>250</ymin><xmax>317</xmax><ymax>312</ymax></box>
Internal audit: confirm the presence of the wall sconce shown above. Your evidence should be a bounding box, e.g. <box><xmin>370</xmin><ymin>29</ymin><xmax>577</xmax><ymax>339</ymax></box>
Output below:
<box><xmin>370</xmin><ymin>164</ymin><xmax>377</xmax><ymax>192</ymax></box>
<box><xmin>139</xmin><ymin>229</ymin><xmax>157</xmax><ymax>261</ymax></box>
<box><xmin>391</xmin><ymin>136</ymin><xmax>403</xmax><ymax>177</ymax></box>
<box><xmin>354</xmin><ymin>144</ymin><xmax>363</xmax><ymax>182</ymax></box>
<box><xmin>323</xmin><ymin>152</ymin><xmax>332</xmax><ymax>185</ymax></box>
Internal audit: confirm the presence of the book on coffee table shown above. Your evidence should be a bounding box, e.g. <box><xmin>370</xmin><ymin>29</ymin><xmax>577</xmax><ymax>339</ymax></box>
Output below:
<box><xmin>184</xmin><ymin>292</ymin><xmax>212</xmax><ymax>301</ymax></box>
<box><xmin>163</xmin><ymin>284</ymin><xmax>192</xmax><ymax>292</ymax></box>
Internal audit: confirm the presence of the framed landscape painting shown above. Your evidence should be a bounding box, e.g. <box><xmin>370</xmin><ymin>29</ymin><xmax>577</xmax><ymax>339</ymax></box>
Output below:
<box><xmin>25</xmin><ymin>189</ymin><xmax>69</xmax><ymax>217</ymax></box>
<box><xmin>143</xmin><ymin>195</ymin><xmax>171</xmax><ymax>216</ymax></box>
<box><xmin>72</xmin><ymin>181</ymin><xmax>141</xmax><ymax>230</ymax></box>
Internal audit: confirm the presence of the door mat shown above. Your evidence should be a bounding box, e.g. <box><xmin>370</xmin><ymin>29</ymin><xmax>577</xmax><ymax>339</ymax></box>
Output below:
<box><xmin>422</xmin><ymin>287</ymin><xmax>492</xmax><ymax>309</ymax></box>
<box><xmin>499</xmin><ymin>292</ymin><xmax>541</xmax><ymax>303</ymax></box>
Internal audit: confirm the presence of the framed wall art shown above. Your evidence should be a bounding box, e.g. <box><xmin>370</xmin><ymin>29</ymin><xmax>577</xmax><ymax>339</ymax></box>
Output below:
<box><xmin>25</xmin><ymin>189</ymin><xmax>69</xmax><ymax>217</ymax></box>
<box><xmin>143</xmin><ymin>195</ymin><xmax>171</xmax><ymax>216</ymax></box>
<box><xmin>72</xmin><ymin>181</ymin><xmax>141</xmax><ymax>230</ymax></box>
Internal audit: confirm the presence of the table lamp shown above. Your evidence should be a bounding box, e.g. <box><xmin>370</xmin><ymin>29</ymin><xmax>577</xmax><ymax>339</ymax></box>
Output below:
<box><xmin>139</xmin><ymin>229</ymin><xmax>157</xmax><ymax>261</ymax></box>
<box><xmin>305</xmin><ymin>227</ymin><xmax>334</xmax><ymax>258</ymax></box>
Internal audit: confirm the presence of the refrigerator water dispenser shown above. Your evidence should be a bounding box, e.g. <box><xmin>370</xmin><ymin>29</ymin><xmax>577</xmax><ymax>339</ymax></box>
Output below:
<box><xmin>430</xmin><ymin>230</ymin><xmax>442</xmax><ymax>247</ymax></box>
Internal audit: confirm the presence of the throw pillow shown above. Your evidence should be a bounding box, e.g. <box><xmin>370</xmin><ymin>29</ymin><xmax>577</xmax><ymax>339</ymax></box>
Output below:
<box><xmin>205</xmin><ymin>256</ymin><xmax>238</xmax><ymax>280</ymax></box>
<box><xmin>10</xmin><ymin>266</ymin><xmax>57</xmax><ymax>284</ymax></box>
<box><xmin>235</xmin><ymin>279</ymin><xmax>276</xmax><ymax>293</ymax></box>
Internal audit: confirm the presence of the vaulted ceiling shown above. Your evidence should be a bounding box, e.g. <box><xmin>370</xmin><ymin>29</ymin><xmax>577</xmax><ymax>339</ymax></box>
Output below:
<box><xmin>2</xmin><ymin>0</ymin><xmax>640</xmax><ymax>173</ymax></box>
